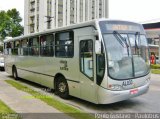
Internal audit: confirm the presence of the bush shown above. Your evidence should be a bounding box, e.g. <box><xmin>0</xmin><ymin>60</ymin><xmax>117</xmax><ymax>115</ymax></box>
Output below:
<box><xmin>151</xmin><ymin>64</ymin><xmax>160</xmax><ymax>69</ymax></box>
<box><xmin>0</xmin><ymin>46</ymin><xmax>3</xmax><ymax>52</ymax></box>
<box><xmin>151</xmin><ymin>69</ymin><xmax>160</xmax><ymax>74</ymax></box>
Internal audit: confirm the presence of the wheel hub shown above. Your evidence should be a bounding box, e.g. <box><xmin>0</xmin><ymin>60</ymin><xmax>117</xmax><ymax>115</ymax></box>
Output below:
<box><xmin>58</xmin><ymin>82</ymin><xmax>66</xmax><ymax>93</ymax></box>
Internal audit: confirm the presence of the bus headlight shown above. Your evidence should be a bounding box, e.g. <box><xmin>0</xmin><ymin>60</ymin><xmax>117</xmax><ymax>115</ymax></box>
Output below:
<box><xmin>108</xmin><ymin>84</ymin><xmax>123</xmax><ymax>91</ymax></box>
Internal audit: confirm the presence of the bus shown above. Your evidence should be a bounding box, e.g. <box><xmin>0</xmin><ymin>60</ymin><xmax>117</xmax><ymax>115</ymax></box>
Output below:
<box><xmin>4</xmin><ymin>19</ymin><xmax>150</xmax><ymax>104</ymax></box>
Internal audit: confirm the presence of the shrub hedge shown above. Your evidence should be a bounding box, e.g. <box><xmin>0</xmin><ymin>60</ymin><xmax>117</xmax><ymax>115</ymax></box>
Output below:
<box><xmin>151</xmin><ymin>64</ymin><xmax>160</xmax><ymax>69</ymax></box>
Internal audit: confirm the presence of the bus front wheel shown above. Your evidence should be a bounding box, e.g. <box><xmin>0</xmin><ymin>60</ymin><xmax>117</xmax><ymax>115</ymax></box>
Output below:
<box><xmin>56</xmin><ymin>76</ymin><xmax>69</xmax><ymax>99</ymax></box>
<box><xmin>12</xmin><ymin>66</ymin><xmax>18</xmax><ymax>80</ymax></box>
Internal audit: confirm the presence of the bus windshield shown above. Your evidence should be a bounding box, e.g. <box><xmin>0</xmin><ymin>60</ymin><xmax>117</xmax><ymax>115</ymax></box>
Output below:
<box><xmin>103</xmin><ymin>33</ymin><xmax>150</xmax><ymax>80</ymax></box>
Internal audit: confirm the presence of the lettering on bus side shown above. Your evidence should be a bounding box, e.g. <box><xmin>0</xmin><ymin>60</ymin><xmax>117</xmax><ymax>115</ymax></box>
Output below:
<box><xmin>60</xmin><ymin>60</ymin><xmax>69</xmax><ymax>71</ymax></box>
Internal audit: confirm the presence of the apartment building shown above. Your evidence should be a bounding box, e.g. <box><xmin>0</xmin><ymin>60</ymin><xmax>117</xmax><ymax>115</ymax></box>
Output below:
<box><xmin>24</xmin><ymin>0</ymin><xmax>108</xmax><ymax>35</ymax></box>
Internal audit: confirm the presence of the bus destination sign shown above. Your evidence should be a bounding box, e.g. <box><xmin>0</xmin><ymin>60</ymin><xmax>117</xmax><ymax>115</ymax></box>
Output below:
<box><xmin>106</xmin><ymin>24</ymin><xmax>141</xmax><ymax>32</ymax></box>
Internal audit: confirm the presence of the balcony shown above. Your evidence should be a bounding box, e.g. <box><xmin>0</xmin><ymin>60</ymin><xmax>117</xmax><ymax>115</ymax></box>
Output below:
<box><xmin>30</xmin><ymin>12</ymin><xmax>35</xmax><ymax>18</ymax></box>
<box><xmin>30</xmin><ymin>23</ymin><xmax>35</xmax><ymax>26</ymax></box>
<box><xmin>30</xmin><ymin>29</ymin><xmax>35</xmax><ymax>33</ymax></box>
<box><xmin>30</xmin><ymin>15</ymin><xmax>35</xmax><ymax>18</ymax></box>
<box><xmin>30</xmin><ymin>7</ymin><xmax>35</xmax><ymax>12</ymax></box>
<box><xmin>30</xmin><ymin>0</ymin><xmax>35</xmax><ymax>4</ymax></box>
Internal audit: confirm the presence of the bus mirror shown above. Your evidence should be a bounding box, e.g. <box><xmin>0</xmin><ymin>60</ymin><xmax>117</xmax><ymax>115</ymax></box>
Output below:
<box><xmin>95</xmin><ymin>41</ymin><xmax>101</xmax><ymax>54</ymax></box>
<box><xmin>93</xmin><ymin>30</ymin><xmax>98</xmax><ymax>36</ymax></box>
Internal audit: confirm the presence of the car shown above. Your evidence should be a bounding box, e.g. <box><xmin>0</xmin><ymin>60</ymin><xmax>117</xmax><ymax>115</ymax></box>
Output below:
<box><xmin>0</xmin><ymin>53</ymin><xmax>4</xmax><ymax>71</ymax></box>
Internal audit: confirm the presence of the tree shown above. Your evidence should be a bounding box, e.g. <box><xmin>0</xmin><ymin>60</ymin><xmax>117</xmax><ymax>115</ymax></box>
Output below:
<box><xmin>7</xmin><ymin>9</ymin><xmax>23</xmax><ymax>37</ymax></box>
<box><xmin>0</xmin><ymin>9</ymin><xmax>24</xmax><ymax>40</ymax></box>
<box><xmin>0</xmin><ymin>11</ymin><xmax>11</xmax><ymax>39</ymax></box>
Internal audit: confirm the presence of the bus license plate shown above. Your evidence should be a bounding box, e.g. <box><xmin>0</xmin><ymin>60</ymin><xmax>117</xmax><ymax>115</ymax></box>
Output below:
<box><xmin>130</xmin><ymin>89</ymin><xmax>138</xmax><ymax>94</ymax></box>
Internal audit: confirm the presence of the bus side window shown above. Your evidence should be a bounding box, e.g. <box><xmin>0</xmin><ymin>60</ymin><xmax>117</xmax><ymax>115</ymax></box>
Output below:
<box><xmin>40</xmin><ymin>34</ymin><xmax>54</xmax><ymax>57</ymax></box>
<box><xmin>10</xmin><ymin>42</ymin><xmax>14</xmax><ymax>55</ymax></box>
<box><xmin>4</xmin><ymin>43</ymin><xmax>7</xmax><ymax>55</ymax></box>
<box><xmin>21</xmin><ymin>39</ymin><xmax>28</xmax><ymax>56</ymax></box>
<box><xmin>55</xmin><ymin>31</ymin><xmax>74</xmax><ymax>58</ymax></box>
<box><xmin>29</xmin><ymin>37</ymin><xmax>39</xmax><ymax>56</ymax></box>
<box><xmin>12</xmin><ymin>40</ymin><xmax>21</xmax><ymax>55</ymax></box>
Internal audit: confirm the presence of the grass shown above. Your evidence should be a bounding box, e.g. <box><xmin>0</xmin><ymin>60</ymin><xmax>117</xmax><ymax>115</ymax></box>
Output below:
<box><xmin>150</xmin><ymin>64</ymin><xmax>160</xmax><ymax>69</ymax></box>
<box><xmin>5</xmin><ymin>80</ymin><xmax>94</xmax><ymax>119</ymax></box>
<box><xmin>0</xmin><ymin>99</ymin><xmax>20</xmax><ymax>119</ymax></box>
<box><xmin>0</xmin><ymin>99</ymin><xmax>15</xmax><ymax>113</ymax></box>
<box><xmin>150</xmin><ymin>64</ymin><xmax>160</xmax><ymax>74</ymax></box>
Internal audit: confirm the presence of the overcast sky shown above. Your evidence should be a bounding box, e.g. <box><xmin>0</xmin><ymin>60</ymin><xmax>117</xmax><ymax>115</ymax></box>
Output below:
<box><xmin>109</xmin><ymin>0</ymin><xmax>160</xmax><ymax>23</ymax></box>
<box><xmin>0</xmin><ymin>0</ymin><xmax>160</xmax><ymax>25</ymax></box>
<box><xmin>0</xmin><ymin>0</ymin><xmax>24</xmax><ymax>24</ymax></box>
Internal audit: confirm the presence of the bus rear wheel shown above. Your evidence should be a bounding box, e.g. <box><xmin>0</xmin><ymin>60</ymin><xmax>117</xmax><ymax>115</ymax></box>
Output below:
<box><xmin>56</xmin><ymin>76</ymin><xmax>69</xmax><ymax>99</ymax></box>
<box><xmin>12</xmin><ymin>67</ymin><xmax>18</xmax><ymax>80</ymax></box>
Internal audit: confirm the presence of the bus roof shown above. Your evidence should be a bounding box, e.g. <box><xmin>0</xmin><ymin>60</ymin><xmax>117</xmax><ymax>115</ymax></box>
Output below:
<box><xmin>4</xmin><ymin>18</ymin><xmax>142</xmax><ymax>42</ymax></box>
<box><xmin>4</xmin><ymin>19</ymin><xmax>98</xmax><ymax>43</ymax></box>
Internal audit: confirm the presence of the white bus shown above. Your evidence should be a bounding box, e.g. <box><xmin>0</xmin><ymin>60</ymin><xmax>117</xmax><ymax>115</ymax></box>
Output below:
<box><xmin>4</xmin><ymin>19</ymin><xmax>150</xmax><ymax>104</ymax></box>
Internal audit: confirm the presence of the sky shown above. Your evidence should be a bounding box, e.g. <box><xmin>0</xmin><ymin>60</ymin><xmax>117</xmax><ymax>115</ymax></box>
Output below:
<box><xmin>0</xmin><ymin>0</ymin><xmax>160</xmax><ymax>25</ymax></box>
<box><xmin>0</xmin><ymin>0</ymin><xmax>24</xmax><ymax>24</ymax></box>
<box><xmin>109</xmin><ymin>0</ymin><xmax>160</xmax><ymax>23</ymax></box>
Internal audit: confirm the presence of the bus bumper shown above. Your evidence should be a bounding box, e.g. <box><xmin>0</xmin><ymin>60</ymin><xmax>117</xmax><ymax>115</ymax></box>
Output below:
<box><xmin>97</xmin><ymin>82</ymin><xmax>150</xmax><ymax>104</ymax></box>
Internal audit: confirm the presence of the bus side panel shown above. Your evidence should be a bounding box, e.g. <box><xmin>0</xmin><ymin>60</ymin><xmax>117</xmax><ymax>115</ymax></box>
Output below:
<box><xmin>46</xmin><ymin>57</ymin><xmax>81</xmax><ymax>98</ymax></box>
<box><xmin>5</xmin><ymin>55</ymin><xmax>16</xmax><ymax>75</ymax></box>
<box><xmin>17</xmin><ymin>68</ymin><xmax>54</xmax><ymax>89</ymax></box>
<box><xmin>16</xmin><ymin>56</ymin><xmax>54</xmax><ymax>89</ymax></box>
<box><xmin>71</xmin><ymin>27</ymin><xmax>98</xmax><ymax>102</ymax></box>
<box><xmin>4</xmin><ymin>26</ymin><xmax>97</xmax><ymax>102</ymax></box>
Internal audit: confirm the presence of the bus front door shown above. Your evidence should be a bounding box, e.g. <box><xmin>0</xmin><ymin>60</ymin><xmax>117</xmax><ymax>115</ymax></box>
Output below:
<box><xmin>79</xmin><ymin>36</ymin><xmax>97</xmax><ymax>103</ymax></box>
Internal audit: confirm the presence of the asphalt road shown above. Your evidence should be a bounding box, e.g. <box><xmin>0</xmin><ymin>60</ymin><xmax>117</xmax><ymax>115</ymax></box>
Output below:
<box><xmin>0</xmin><ymin>71</ymin><xmax>160</xmax><ymax>113</ymax></box>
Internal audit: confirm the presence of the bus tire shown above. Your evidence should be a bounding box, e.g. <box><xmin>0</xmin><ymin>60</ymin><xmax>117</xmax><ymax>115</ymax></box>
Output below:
<box><xmin>56</xmin><ymin>76</ymin><xmax>69</xmax><ymax>99</ymax></box>
<box><xmin>12</xmin><ymin>66</ymin><xmax>18</xmax><ymax>80</ymax></box>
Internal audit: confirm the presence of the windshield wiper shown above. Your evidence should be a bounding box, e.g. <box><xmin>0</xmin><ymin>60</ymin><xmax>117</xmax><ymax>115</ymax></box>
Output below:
<box><xmin>113</xmin><ymin>31</ymin><xmax>129</xmax><ymax>48</ymax></box>
<box><xmin>113</xmin><ymin>31</ymin><xmax>130</xmax><ymax>56</ymax></box>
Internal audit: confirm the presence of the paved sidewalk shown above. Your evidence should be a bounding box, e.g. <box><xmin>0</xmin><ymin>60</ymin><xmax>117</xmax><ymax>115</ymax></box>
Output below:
<box><xmin>0</xmin><ymin>79</ymin><xmax>72</xmax><ymax>119</ymax></box>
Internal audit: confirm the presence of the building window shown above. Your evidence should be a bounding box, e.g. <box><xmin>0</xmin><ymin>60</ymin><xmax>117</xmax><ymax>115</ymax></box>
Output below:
<box><xmin>30</xmin><ymin>0</ymin><xmax>35</xmax><ymax>11</ymax></box>
<box><xmin>55</xmin><ymin>31</ymin><xmax>74</xmax><ymax>58</ymax></box>
<box><xmin>37</xmin><ymin>0</ymin><xmax>39</xmax><ymax>11</ymax></box>
<box><xmin>70</xmin><ymin>0</ymin><xmax>75</xmax><ymax>24</ymax></box>
<box><xmin>37</xmin><ymin>14</ymin><xmax>39</xmax><ymax>32</ymax></box>
<box><xmin>58</xmin><ymin>0</ymin><xmax>63</xmax><ymax>27</ymax></box>
<box><xmin>80</xmin><ymin>0</ymin><xmax>83</xmax><ymax>22</ymax></box>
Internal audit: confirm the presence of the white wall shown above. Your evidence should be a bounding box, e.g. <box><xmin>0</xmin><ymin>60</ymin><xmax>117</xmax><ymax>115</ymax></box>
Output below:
<box><xmin>24</xmin><ymin>0</ymin><xmax>109</xmax><ymax>35</ymax></box>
